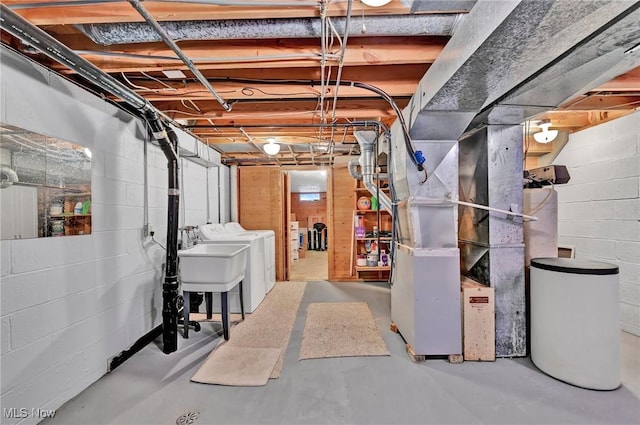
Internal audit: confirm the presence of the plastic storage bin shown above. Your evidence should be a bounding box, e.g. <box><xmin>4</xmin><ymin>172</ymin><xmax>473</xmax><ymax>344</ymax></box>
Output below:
<box><xmin>530</xmin><ymin>257</ymin><xmax>620</xmax><ymax>390</ymax></box>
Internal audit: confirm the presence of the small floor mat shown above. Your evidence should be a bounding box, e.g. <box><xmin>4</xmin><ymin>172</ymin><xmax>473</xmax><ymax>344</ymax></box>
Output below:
<box><xmin>299</xmin><ymin>302</ymin><xmax>389</xmax><ymax>360</ymax></box>
<box><xmin>191</xmin><ymin>281</ymin><xmax>306</xmax><ymax>385</ymax></box>
<box><xmin>191</xmin><ymin>345</ymin><xmax>282</xmax><ymax>386</ymax></box>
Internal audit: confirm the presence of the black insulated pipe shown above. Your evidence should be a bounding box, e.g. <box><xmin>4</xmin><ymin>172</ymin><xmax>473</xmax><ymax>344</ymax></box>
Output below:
<box><xmin>161</xmin><ymin>124</ymin><xmax>181</xmax><ymax>354</ymax></box>
<box><xmin>1</xmin><ymin>4</ymin><xmax>182</xmax><ymax>354</ymax></box>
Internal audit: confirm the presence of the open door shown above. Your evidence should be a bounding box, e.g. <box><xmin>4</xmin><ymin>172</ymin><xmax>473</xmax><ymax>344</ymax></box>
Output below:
<box><xmin>287</xmin><ymin>169</ymin><xmax>329</xmax><ymax>281</ymax></box>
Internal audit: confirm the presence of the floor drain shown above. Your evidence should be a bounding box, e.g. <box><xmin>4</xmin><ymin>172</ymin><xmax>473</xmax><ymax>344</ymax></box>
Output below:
<box><xmin>176</xmin><ymin>410</ymin><xmax>200</xmax><ymax>425</ymax></box>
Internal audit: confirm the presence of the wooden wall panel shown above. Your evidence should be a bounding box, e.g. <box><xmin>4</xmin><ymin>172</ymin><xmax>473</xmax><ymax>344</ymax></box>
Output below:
<box><xmin>328</xmin><ymin>164</ymin><xmax>358</xmax><ymax>281</ymax></box>
<box><xmin>238</xmin><ymin>166</ymin><xmax>286</xmax><ymax>281</ymax></box>
<box><xmin>291</xmin><ymin>192</ymin><xmax>327</xmax><ymax>229</ymax></box>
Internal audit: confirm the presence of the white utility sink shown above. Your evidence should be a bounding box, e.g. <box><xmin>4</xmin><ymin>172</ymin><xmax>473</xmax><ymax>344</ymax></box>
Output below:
<box><xmin>178</xmin><ymin>243</ymin><xmax>249</xmax><ymax>292</ymax></box>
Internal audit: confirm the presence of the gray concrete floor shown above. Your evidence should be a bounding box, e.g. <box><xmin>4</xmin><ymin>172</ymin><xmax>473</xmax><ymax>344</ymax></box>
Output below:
<box><xmin>45</xmin><ymin>281</ymin><xmax>640</xmax><ymax>425</ymax></box>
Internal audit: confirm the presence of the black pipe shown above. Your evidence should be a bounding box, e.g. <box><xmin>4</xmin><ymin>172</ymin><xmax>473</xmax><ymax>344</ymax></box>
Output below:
<box><xmin>143</xmin><ymin>112</ymin><xmax>181</xmax><ymax>354</ymax></box>
<box><xmin>1</xmin><ymin>5</ymin><xmax>183</xmax><ymax>354</ymax></box>
<box><xmin>163</xmin><ymin>126</ymin><xmax>181</xmax><ymax>354</ymax></box>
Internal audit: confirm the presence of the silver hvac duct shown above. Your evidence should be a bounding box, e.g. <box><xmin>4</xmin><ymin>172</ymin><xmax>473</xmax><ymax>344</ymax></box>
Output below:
<box><xmin>350</xmin><ymin>130</ymin><xmax>392</xmax><ymax>213</ymax></box>
<box><xmin>0</xmin><ymin>165</ymin><xmax>19</xmax><ymax>188</ymax></box>
<box><xmin>388</xmin><ymin>121</ymin><xmax>462</xmax><ymax>356</ymax></box>
<box><xmin>0</xmin><ymin>4</ymin><xmax>183</xmax><ymax>354</ymax></box>
<box><xmin>76</xmin><ymin>14</ymin><xmax>462</xmax><ymax>45</ymax></box>
<box><xmin>394</xmin><ymin>0</ymin><xmax>640</xmax><ymax>359</ymax></box>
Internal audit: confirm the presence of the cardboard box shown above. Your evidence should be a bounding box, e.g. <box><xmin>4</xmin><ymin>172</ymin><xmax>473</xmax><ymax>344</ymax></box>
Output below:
<box><xmin>461</xmin><ymin>278</ymin><xmax>495</xmax><ymax>361</ymax></box>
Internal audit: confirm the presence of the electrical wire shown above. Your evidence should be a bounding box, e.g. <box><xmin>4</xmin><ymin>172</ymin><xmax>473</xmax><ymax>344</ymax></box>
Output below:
<box><xmin>180</xmin><ymin>99</ymin><xmax>201</xmax><ymax>112</ymax></box>
<box><xmin>121</xmin><ymin>72</ymin><xmax>178</xmax><ymax>93</ymax></box>
<box><xmin>199</xmin><ymin>76</ymin><xmax>421</xmax><ymax>170</ymax></box>
<box><xmin>151</xmin><ymin>234</ymin><xmax>167</xmax><ymax>251</ymax></box>
<box><xmin>419</xmin><ymin>168</ymin><xmax>428</xmax><ymax>184</ymax></box>
<box><xmin>240</xmin><ymin>86</ymin><xmax>321</xmax><ymax>97</ymax></box>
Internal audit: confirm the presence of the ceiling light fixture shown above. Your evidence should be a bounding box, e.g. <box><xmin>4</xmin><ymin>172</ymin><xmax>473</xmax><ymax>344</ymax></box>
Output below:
<box><xmin>360</xmin><ymin>0</ymin><xmax>392</xmax><ymax>7</ymax></box>
<box><xmin>263</xmin><ymin>138</ymin><xmax>281</xmax><ymax>156</ymax></box>
<box><xmin>533</xmin><ymin>120</ymin><xmax>558</xmax><ymax>144</ymax></box>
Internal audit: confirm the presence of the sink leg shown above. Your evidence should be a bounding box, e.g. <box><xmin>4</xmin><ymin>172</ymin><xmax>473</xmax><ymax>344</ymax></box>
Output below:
<box><xmin>205</xmin><ymin>292</ymin><xmax>213</xmax><ymax>320</ymax></box>
<box><xmin>221</xmin><ymin>291</ymin><xmax>230</xmax><ymax>341</ymax></box>
<box><xmin>183</xmin><ymin>291</ymin><xmax>190</xmax><ymax>339</ymax></box>
<box><xmin>239</xmin><ymin>280</ymin><xmax>245</xmax><ymax>321</ymax></box>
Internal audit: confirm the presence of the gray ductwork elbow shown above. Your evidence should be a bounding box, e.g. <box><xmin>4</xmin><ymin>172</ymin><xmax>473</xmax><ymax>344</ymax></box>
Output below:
<box><xmin>0</xmin><ymin>165</ymin><xmax>18</xmax><ymax>189</ymax></box>
<box><xmin>354</xmin><ymin>131</ymin><xmax>392</xmax><ymax>213</ymax></box>
<box><xmin>348</xmin><ymin>160</ymin><xmax>362</xmax><ymax>180</ymax></box>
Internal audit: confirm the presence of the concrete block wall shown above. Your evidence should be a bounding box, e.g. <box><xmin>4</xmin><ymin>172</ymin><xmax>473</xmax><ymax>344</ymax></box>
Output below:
<box><xmin>553</xmin><ymin>111</ymin><xmax>640</xmax><ymax>336</ymax></box>
<box><xmin>0</xmin><ymin>47</ymin><xmax>224</xmax><ymax>423</ymax></box>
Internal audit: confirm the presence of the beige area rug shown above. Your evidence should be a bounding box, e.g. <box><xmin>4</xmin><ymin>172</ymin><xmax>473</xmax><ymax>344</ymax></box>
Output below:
<box><xmin>191</xmin><ymin>281</ymin><xmax>306</xmax><ymax>386</ymax></box>
<box><xmin>299</xmin><ymin>302</ymin><xmax>389</xmax><ymax>360</ymax></box>
<box><xmin>191</xmin><ymin>345</ymin><xmax>282</xmax><ymax>386</ymax></box>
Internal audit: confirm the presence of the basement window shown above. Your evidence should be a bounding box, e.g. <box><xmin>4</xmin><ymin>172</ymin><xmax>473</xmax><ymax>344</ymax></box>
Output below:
<box><xmin>299</xmin><ymin>193</ymin><xmax>320</xmax><ymax>202</ymax></box>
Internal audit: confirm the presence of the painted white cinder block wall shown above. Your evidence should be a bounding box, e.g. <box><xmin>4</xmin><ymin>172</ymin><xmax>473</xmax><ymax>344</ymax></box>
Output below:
<box><xmin>553</xmin><ymin>111</ymin><xmax>640</xmax><ymax>336</ymax></box>
<box><xmin>0</xmin><ymin>47</ymin><xmax>227</xmax><ymax>423</ymax></box>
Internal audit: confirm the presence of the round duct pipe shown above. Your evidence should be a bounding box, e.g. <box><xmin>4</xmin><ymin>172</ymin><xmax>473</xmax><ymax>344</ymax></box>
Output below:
<box><xmin>0</xmin><ymin>165</ymin><xmax>18</xmax><ymax>189</ymax></box>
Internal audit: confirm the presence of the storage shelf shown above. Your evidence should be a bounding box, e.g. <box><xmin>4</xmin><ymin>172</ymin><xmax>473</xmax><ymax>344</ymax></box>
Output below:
<box><xmin>355</xmin><ymin>209</ymin><xmax>389</xmax><ymax>213</ymax></box>
<box><xmin>355</xmin><ymin>266</ymin><xmax>391</xmax><ymax>271</ymax></box>
<box><xmin>50</xmin><ymin>214</ymin><xmax>92</xmax><ymax>218</ymax></box>
<box><xmin>355</xmin><ymin>187</ymin><xmax>389</xmax><ymax>193</ymax></box>
<box><xmin>352</xmin><ymin>172</ymin><xmax>392</xmax><ymax>281</ymax></box>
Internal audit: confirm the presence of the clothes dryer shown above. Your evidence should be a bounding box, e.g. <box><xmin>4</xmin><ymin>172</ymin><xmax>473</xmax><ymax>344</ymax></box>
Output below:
<box><xmin>224</xmin><ymin>222</ymin><xmax>276</xmax><ymax>292</ymax></box>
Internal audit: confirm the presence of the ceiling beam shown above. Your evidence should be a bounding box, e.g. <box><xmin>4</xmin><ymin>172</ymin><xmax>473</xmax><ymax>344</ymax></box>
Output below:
<box><xmin>49</xmin><ymin>36</ymin><xmax>445</xmax><ymax>73</ymax></box>
<box><xmin>113</xmin><ymin>64</ymin><xmax>430</xmax><ymax>101</ymax></box>
<box><xmin>559</xmin><ymin>94</ymin><xmax>640</xmax><ymax>111</ymax></box>
<box><xmin>152</xmin><ymin>97</ymin><xmax>409</xmax><ymax>120</ymax></box>
<box><xmin>591</xmin><ymin>66</ymin><xmax>640</xmax><ymax>92</ymax></box>
<box><xmin>541</xmin><ymin>109</ymin><xmax>634</xmax><ymax>131</ymax></box>
<box><xmin>8</xmin><ymin>0</ymin><xmax>412</xmax><ymax>25</ymax></box>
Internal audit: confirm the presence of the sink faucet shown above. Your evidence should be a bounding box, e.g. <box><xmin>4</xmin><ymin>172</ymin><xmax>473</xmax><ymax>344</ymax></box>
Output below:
<box><xmin>179</xmin><ymin>225</ymin><xmax>200</xmax><ymax>248</ymax></box>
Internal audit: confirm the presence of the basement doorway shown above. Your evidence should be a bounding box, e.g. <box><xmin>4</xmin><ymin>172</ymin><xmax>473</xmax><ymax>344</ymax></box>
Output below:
<box><xmin>286</xmin><ymin>169</ymin><xmax>329</xmax><ymax>281</ymax></box>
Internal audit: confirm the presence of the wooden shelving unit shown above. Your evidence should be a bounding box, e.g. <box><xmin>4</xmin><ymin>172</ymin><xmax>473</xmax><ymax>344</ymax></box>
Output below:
<box><xmin>46</xmin><ymin>188</ymin><xmax>92</xmax><ymax>236</ymax></box>
<box><xmin>351</xmin><ymin>177</ymin><xmax>392</xmax><ymax>281</ymax></box>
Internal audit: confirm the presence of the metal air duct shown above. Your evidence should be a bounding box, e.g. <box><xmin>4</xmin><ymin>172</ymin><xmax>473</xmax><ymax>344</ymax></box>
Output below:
<box><xmin>0</xmin><ymin>165</ymin><xmax>19</xmax><ymax>189</ymax></box>
<box><xmin>351</xmin><ymin>130</ymin><xmax>392</xmax><ymax>213</ymax></box>
<box><xmin>76</xmin><ymin>14</ymin><xmax>462</xmax><ymax>45</ymax></box>
<box><xmin>396</xmin><ymin>0</ymin><xmax>640</xmax><ymax>358</ymax></box>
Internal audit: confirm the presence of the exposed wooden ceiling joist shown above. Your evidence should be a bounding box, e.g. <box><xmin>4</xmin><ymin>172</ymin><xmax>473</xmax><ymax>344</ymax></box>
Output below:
<box><xmin>2</xmin><ymin>0</ymin><xmax>639</xmax><ymax>166</ymax></box>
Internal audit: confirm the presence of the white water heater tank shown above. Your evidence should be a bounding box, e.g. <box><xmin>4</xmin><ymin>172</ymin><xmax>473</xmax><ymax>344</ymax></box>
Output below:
<box><xmin>524</xmin><ymin>188</ymin><xmax>558</xmax><ymax>267</ymax></box>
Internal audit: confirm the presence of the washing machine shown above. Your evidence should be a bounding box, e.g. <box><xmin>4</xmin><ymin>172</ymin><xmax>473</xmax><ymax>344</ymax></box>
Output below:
<box><xmin>194</xmin><ymin>224</ymin><xmax>267</xmax><ymax>313</ymax></box>
<box><xmin>224</xmin><ymin>222</ymin><xmax>276</xmax><ymax>293</ymax></box>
